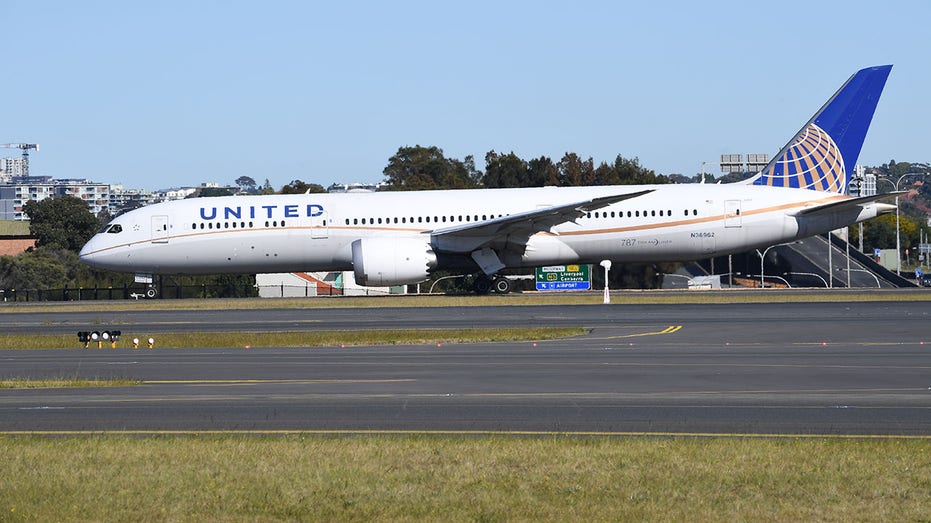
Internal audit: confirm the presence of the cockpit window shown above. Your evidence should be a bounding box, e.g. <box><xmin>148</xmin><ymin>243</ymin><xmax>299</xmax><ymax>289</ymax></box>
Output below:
<box><xmin>98</xmin><ymin>224</ymin><xmax>112</xmax><ymax>233</ymax></box>
<box><xmin>107</xmin><ymin>224</ymin><xmax>123</xmax><ymax>234</ymax></box>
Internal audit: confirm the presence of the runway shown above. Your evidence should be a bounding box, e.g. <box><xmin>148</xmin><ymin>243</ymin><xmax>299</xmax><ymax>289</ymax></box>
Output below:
<box><xmin>2</xmin><ymin>299</ymin><xmax>930</xmax><ymax>435</ymax></box>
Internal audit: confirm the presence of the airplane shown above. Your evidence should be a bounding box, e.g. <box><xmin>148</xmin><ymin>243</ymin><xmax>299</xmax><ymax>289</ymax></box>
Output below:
<box><xmin>80</xmin><ymin>65</ymin><xmax>897</xmax><ymax>295</ymax></box>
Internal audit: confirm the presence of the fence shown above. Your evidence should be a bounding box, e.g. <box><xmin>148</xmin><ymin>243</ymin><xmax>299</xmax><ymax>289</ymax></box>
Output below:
<box><xmin>0</xmin><ymin>283</ymin><xmax>409</xmax><ymax>302</ymax></box>
<box><xmin>0</xmin><ymin>284</ymin><xmax>257</xmax><ymax>302</ymax></box>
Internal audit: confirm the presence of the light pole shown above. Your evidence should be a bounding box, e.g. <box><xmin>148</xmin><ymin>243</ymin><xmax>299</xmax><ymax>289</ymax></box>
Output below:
<box><xmin>879</xmin><ymin>173</ymin><xmax>922</xmax><ymax>275</ymax></box>
<box><xmin>658</xmin><ymin>273</ymin><xmax>692</xmax><ymax>288</ymax></box>
<box><xmin>600</xmin><ymin>260</ymin><xmax>612</xmax><ymax>304</ymax></box>
<box><xmin>757</xmin><ymin>241</ymin><xmax>800</xmax><ymax>288</ymax></box>
<box><xmin>839</xmin><ymin>268</ymin><xmax>881</xmax><ymax>288</ymax></box>
<box><xmin>783</xmin><ymin>272</ymin><xmax>828</xmax><ymax>287</ymax></box>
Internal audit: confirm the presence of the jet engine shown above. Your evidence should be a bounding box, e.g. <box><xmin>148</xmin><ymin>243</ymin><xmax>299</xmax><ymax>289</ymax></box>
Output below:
<box><xmin>351</xmin><ymin>237</ymin><xmax>437</xmax><ymax>286</ymax></box>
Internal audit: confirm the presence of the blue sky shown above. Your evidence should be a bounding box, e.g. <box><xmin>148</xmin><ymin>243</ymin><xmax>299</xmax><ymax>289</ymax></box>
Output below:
<box><xmin>4</xmin><ymin>1</ymin><xmax>929</xmax><ymax>190</ymax></box>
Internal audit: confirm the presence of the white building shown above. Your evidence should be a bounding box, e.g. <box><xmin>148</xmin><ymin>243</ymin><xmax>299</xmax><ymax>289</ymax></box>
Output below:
<box><xmin>0</xmin><ymin>176</ymin><xmax>111</xmax><ymax>220</ymax></box>
<box><xmin>0</xmin><ymin>157</ymin><xmax>25</xmax><ymax>180</ymax></box>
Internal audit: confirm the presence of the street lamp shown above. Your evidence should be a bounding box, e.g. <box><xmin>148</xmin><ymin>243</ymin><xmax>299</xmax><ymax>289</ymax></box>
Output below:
<box><xmin>600</xmin><ymin>260</ymin><xmax>612</xmax><ymax>304</ymax></box>
<box><xmin>783</xmin><ymin>272</ymin><xmax>828</xmax><ymax>287</ymax></box>
<box><xmin>757</xmin><ymin>241</ymin><xmax>801</xmax><ymax>288</ymax></box>
<box><xmin>879</xmin><ymin>173</ymin><xmax>922</xmax><ymax>275</ymax></box>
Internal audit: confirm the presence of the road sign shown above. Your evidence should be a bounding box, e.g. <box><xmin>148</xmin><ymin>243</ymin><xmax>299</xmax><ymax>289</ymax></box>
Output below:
<box><xmin>535</xmin><ymin>264</ymin><xmax>592</xmax><ymax>291</ymax></box>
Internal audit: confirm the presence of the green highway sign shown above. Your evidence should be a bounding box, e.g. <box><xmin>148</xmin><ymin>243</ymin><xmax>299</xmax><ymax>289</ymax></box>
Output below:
<box><xmin>535</xmin><ymin>264</ymin><xmax>592</xmax><ymax>291</ymax></box>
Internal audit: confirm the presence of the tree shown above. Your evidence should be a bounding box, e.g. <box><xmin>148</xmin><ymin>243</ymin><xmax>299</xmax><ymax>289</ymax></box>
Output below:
<box><xmin>22</xmin><ymin>197</ymin><xmax>100</xmax><ymax>253</ymax></box>
<box><xmin>235</xmin><ymin>176</ymin><xmax>258</xmax><ymax>194</ymax></box>
<box><xmin>382</xmin><ymin>145</ymin><xmax>481</xmax><ymax>191</ymax></box>
<box><xmin>280</xmin><ymin>180</ymin><xmax>327</xmax><ymax>194</ymax></box>
<box><xmin>259</xmin><ymin>179</ymin><xmax>276</xmax><ymax>195</ymax></box>
<box><xmin>198</xmin><ymin>187</ymin><xmax>237</xmax><ymax>197</ymax></box>
<box><xmin>555</xmin><ymin>153</ymin><xmax>595</xmax><ymax>187</ymax></box>
<box><xmin>0</xmin><ymin>247</ymin><xmax>70</xmax><ymax>290</ymax></box>
<box><xmin>527</xmin><ymin>156</ymin><xmax>559</xmax><ymax>186</ymax></box>
<box><xmin>483</xmin><ymin>151</ymin><xmax>528</xmax><ymax>188</ymax></box>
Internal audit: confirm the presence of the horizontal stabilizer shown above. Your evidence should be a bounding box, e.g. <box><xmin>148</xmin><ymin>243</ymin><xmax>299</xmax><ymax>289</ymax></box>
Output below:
<box><xmin>794</xmin><ymin>192</ymin><xmax>904</xmax><ymax>217</ymax></box>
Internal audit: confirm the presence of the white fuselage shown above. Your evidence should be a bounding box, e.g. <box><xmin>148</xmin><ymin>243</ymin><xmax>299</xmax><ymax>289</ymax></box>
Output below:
<box><xmin>79</xmin><ymin>183</ymin><xmax>885</xmax><ymax>279</ymax></box>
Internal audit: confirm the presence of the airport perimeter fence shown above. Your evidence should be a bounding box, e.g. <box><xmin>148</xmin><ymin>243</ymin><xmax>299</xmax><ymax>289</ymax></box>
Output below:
<box><xmin>0</xmin><ymin>283</ymin><xmax>260</xmax><ymax>302</ymax></box>
<box><xmin>0</xmin><ymin>283</ymin><xmax>414</xmax><ymax>302</ymax></box>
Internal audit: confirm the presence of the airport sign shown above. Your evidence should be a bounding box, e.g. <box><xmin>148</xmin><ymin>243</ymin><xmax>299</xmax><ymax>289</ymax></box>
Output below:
<box><xmin>535</xmin><ymin>264</ymin><xmax>591</xmax><ymax>291</ymax></box>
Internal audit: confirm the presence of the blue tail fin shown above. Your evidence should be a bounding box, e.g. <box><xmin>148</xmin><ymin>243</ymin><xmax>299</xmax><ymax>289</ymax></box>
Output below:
<box><xmin>752</xmin><ymin>65</ymin><xmax>892</xmax><ymax>193</ymax></box>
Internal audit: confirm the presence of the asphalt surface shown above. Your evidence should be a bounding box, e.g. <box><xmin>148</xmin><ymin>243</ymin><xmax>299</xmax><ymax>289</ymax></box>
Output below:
<box><xmin>2</xmin><ymin>300</ymin><xmax>930</xmax><ymax>436</ymax></box>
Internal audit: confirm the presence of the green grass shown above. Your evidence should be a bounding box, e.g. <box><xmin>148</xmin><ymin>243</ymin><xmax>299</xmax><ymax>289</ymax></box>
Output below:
<box><xmin>0</xmin><ymin>436</ymin><xmax>928</xmax><ymax>521</ymax></box>
<box><xmin>0</xmin><ymin>327</ymin><xmax>587</xmax><ymax>349</ymax></box>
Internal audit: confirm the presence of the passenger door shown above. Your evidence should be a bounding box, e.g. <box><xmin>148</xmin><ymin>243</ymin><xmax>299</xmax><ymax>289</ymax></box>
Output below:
<box><xmin>151</xmin><ymin>215</ymin><xmax>169</xmax><ymax>244</ymax></box>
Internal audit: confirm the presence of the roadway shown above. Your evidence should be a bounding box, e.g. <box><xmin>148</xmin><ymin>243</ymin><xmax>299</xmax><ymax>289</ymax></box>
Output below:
<box><xmin>2</xmin><ymin>299</ymin><xmax>930</xmax><ymax>436</ymax></box>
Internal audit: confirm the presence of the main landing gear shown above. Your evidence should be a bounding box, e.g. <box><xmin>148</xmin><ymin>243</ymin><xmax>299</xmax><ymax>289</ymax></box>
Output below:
<box><xmin>473</xmin><ymin>275</ymin><xmax>512</xmax><ymax>295</ymax></box>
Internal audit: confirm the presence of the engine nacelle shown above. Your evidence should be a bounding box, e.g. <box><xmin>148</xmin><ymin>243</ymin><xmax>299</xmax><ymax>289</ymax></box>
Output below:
<box><xmin>351</xmin><ymin>237</ymin><xmax>437</xmax><ymax>286</ymax></box>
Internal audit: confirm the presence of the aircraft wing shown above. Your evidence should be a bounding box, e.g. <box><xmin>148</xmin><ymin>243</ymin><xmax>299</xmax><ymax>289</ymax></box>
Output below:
<box><xmin>794</xmin><ymin>192</ymin><xmax>904</xmax><ymax>217</ymax></box>
<box><xmin>430</xmin><ymin>189</ymin><xmax>652</xmax><ymax>253</ymax></box>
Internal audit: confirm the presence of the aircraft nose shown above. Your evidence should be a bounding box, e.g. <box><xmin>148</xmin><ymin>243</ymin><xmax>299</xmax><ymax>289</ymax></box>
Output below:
<box><xmin>79</xmin><ymin>236</ymin><xmax>103</xmax><ymax>266</ymax></box>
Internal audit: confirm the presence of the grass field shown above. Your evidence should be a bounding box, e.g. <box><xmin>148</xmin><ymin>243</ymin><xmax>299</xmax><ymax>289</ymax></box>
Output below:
<box><xmin>3</xmin><ymin>292</ymin><xmax>929</xmax><ymax>520</ymax></box>
<box><xmin>1</xmin><ymin>288</ymin><xmax>930</xmax><ymax>314</ymax></box>
<box><xmin>0</xmin><ymin>327</ymin><xmax>586</xmax><ymax>350</ymax></box>
<box><xmin>0</xmin><ymin>435</ymin><xmax>929</xmax><ymax>521</ymax></box>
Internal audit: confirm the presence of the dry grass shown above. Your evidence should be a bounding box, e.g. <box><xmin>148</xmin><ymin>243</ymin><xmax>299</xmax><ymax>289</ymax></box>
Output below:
<box><xmin>1</xmin><ymin>288</ymin><xmax>929</xmax><ymax>314</ymax></box>
<box><xmin>0</xmin><ymin>327</ymin><xmax>587</xmax><ymax>350</ymax></box>
<box><xmin>0</xmin><ymin>436</ymin><xmax>928</xmax><ymax>521</ymax></box>
<box><xmin>0</xmin><ymin>378</ymin><xmax>140</xmax><ymax>389</ymax></box>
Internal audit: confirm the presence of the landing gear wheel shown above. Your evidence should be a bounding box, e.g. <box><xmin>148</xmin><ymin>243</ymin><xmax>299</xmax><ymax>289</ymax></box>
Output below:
<box><xmin>493</xmin><ymin>276</ymin><xmax>511</xmax><ymax>294</ymax></box>
<box><xmin>473</xmin><ymin>276</ymin><xmax>492</xmax><ymax>295</ymax></box>
<box><xmin>145</xmin><ymin>287</ymin><xmax>158</xmax><ymax>299</ymax></box>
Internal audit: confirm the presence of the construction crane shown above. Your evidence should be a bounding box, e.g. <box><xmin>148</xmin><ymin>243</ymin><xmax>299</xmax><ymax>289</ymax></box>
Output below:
<box><xmin>1</xmin><ymin>143</ymin><xmax>39</xmax><ymax>177</ymax></box>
